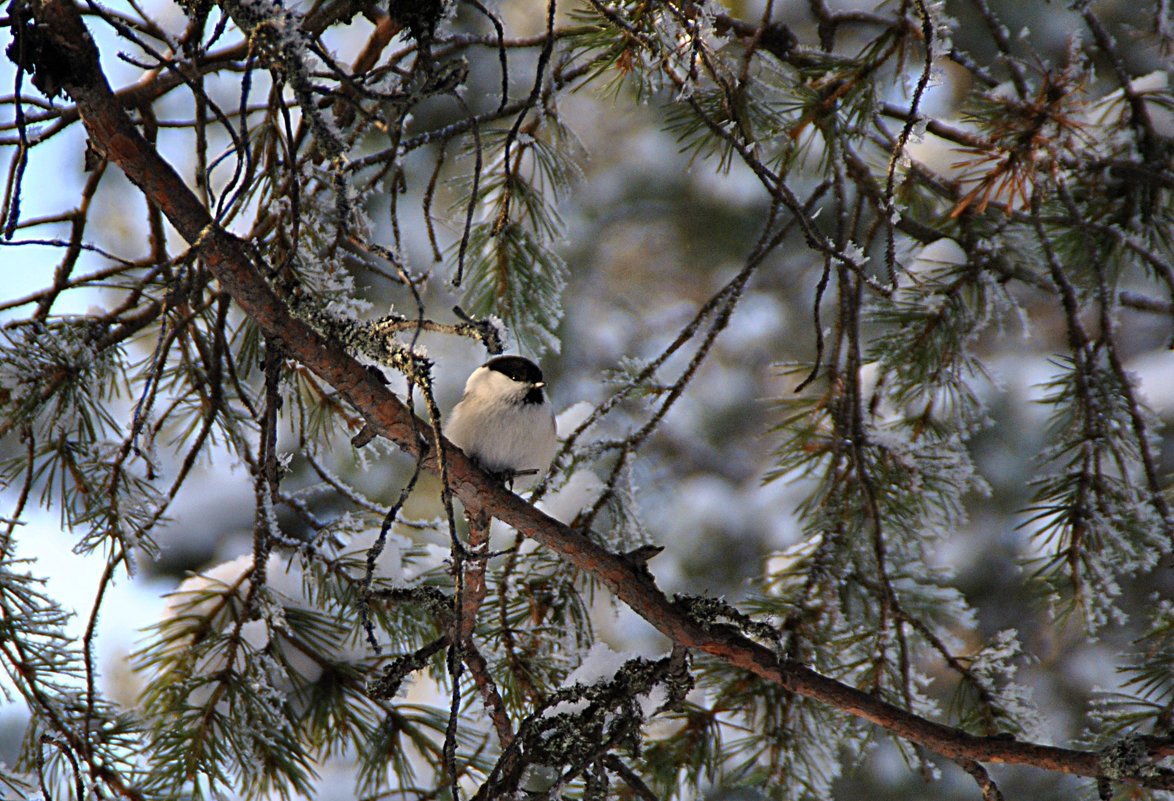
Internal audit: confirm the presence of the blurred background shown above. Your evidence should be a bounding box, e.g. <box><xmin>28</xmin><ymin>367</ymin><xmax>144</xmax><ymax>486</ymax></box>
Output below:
<box><xmin>0</xmin><ymin>0</ymin><xmax>1171</xmax><ymax>798</ymax></box>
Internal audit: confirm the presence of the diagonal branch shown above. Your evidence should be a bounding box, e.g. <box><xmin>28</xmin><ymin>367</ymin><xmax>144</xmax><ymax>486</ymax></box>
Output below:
<box><xmin>23</xmin><ymin>0</ymin><xmax>1174</xmax><ymax>791</ymax></box>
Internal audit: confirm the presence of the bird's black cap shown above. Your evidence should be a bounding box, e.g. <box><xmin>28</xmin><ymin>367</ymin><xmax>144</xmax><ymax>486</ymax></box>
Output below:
<box><xmin>485</xmin><ymin>355</ymin><xmax>544</xmax><ymax>385</ymax></box>
<box><xmin>485</xmin><ymin>356</ymin><xmax>546</xmax><ymax>404</ymax></box>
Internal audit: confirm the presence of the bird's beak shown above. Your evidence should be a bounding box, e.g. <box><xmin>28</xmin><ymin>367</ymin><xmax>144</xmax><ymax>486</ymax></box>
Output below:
<box><xmin>533</xmin><ymin>382</ymin><xmax>545</xmax><ymax>389</ymax></box>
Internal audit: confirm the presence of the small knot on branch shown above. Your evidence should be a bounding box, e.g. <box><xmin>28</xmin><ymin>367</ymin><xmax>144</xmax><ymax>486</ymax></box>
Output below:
<box><xmin>452</xmin><ymin>306</ymin><xmax>505</xmax><ymax>354</ymax></box>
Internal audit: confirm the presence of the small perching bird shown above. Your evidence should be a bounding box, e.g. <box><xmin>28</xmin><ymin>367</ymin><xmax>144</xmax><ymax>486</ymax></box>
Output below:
<box><xmin>446</xmin><ymin>355</ymin><xmax>557</xmax><ymax>488</ymax></box>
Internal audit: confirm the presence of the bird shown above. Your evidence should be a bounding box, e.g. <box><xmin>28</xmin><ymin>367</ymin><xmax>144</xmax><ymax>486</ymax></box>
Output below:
<box><xmin>446</xmin><ymin>355</ymin><xmax>557</xmax><ymax>488</ymax></box>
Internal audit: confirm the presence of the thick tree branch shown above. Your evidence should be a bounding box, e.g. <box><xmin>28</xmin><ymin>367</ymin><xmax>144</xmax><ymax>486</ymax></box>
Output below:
<box><xmin>22</xmin><ymin>0</ymin><xmax>1173</xmax><ymax>791</ymax></box>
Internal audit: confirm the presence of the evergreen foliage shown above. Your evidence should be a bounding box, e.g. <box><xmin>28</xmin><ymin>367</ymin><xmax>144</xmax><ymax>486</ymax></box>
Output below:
<box><xmin>0</xmin><ymin>0</ymin><xmax>1171</xmax><ymax>799</ymax></box>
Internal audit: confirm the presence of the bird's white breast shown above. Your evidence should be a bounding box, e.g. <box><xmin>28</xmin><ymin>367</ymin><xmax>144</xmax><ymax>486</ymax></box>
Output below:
<box><xmin>447</xmin><ymin>367</ymin><xmax>557</xmax><ymax>480</ymax></box>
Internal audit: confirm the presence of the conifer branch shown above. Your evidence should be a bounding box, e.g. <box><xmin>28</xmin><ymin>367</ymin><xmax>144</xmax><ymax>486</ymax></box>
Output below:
<box><xmin>11</xmin><ymin>3</ymin><xmax>1174</xmax><ymax>793</ymax></box>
